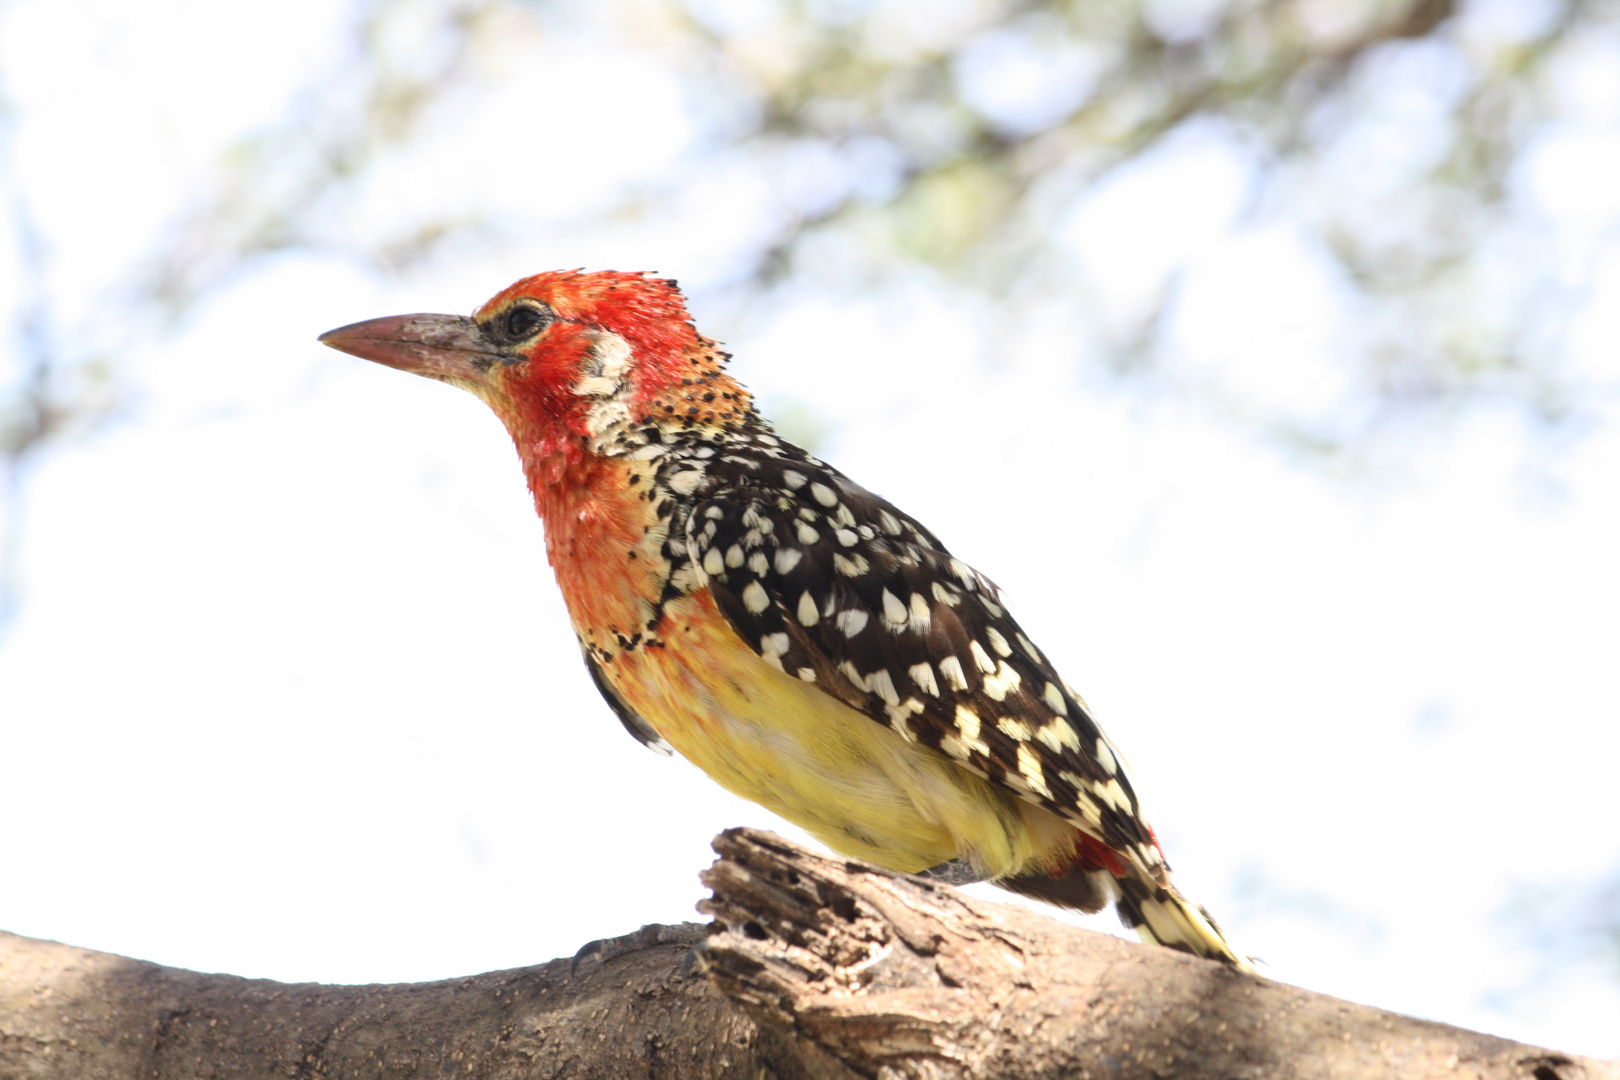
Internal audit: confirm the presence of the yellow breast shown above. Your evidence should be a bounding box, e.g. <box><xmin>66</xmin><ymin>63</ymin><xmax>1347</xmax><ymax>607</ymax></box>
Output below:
<box><xmin>604</xmin><ymin>589</ymin><xmax>1073</xmax><ymax>879</ymax></box>
<box><xmin>535</xmin><ymin>457</ymin><xmax>1073</xmax><ymax>879</ymax></box>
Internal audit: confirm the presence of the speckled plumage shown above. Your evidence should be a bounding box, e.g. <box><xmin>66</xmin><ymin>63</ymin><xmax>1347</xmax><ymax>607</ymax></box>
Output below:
<box><xmin>319</xmin><ymin>269</ymin><xmax>1248</xmax><ymax>967</ymax></box>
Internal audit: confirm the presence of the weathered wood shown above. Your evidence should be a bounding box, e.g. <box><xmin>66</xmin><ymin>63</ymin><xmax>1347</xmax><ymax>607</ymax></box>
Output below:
<box><xmin>0</xmin><ymin>921</ymin><xmax>854</xmax><ymax>1080</ymax></box>
<box><xmin>699</xmin><ymin>828</ymin><xmax>1619</xmax><ymax>1080</ymax></box>
<box><xmin>2</xmin><ymin>828</ymin><xmax>1613</xmax><ymax>1080</ymax></box>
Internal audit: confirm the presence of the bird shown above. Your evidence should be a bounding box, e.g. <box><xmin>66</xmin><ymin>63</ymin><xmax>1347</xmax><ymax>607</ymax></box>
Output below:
<box><xmin>319</xmin><ymin>269</ymin><xmax>1249</xmax><ymax>967</ymax></box>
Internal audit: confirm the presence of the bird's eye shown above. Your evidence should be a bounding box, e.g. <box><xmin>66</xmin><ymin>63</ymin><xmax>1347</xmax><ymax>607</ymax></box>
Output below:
<box><xmin>504</xmin><ymin>304</ymin><xmax>549</xmax><ymax>340</ymax></box>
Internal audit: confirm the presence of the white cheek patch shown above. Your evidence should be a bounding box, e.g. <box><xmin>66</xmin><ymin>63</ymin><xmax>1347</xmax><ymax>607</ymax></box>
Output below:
<box><xmin>574</xmin><ymin>331</ymin><xmax>637</xmax><ymax>446</ymax></box>
<box><xmin>585</xmin><ymin>399</ymin><xmax>633</xmax><ymax>444</ymax></box>
<box><xmin>574</xmin><ymin>376</ymin><xmax>619</xmax><ymax>397</ymax></box>
<box><xmin>574</xmin><ymin>332</ymin><xmax>634</xmax><ymax>397</ymax></box>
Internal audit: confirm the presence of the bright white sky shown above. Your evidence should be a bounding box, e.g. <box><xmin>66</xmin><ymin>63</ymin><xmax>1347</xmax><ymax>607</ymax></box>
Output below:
<box><xmin>2</xmin><ymin>0</ymin><xmax>1618</xmax><ymax>1061</ymax></box>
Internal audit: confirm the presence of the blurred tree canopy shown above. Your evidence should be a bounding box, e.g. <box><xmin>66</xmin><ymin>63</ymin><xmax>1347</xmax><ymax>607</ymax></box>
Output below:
<box><xmin>2</xmin><ymin>0</ymin><xmax>1618</xmax><ymax>619</ymax></box>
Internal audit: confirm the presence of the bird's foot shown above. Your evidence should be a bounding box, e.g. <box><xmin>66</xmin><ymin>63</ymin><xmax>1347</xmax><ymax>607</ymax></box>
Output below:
<box><xmin>567</xmin><ymin>922</ymin><xmax>707</xmax><ymax>976</ymax></box>
<box><xmin>913</xmin><ymin>858</ymin><xmax>985</xmax><ymax>886</ymax></box>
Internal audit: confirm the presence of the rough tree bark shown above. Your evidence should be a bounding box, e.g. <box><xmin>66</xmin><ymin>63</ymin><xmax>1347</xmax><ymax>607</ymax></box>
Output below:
<box><xmin>1</xmin><ymin>829</ymin><xmax>1613</xmax><ymax>1080</ymax></box>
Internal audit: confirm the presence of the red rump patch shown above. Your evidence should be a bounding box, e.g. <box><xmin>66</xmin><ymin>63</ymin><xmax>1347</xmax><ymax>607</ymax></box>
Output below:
<box><xmin>1073</xmin><ymin>830</ymin><xmax>1129</xmax><ymax>877</ymax></box>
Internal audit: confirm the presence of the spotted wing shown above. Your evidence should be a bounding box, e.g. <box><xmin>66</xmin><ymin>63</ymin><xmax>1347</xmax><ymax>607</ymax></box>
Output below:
<box><xmin>670</xmin><ymin>439</ymin><xmax>1160</xmax><ymax>869</ymax></box>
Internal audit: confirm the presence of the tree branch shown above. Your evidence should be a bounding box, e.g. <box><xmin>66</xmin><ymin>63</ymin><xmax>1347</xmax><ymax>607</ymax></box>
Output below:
<box><xmin>0</xmin><ymin>920</ymin><xmax>853</xmax><ymax>1080</ymax></box>
<box><xmin>701</xmin><ymin>829</ymin><xmax>1619</xmax><ymax>1079</ymax></box>
<box><xmin>2</xmin><ymin>829</ymin><xmax>1613</xmax><ymax>1080</ymax></box>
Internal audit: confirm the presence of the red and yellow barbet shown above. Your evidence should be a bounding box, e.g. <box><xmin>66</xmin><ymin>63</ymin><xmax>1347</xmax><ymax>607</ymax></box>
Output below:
<box><xmin>321</xmin><ymin>270</ymin><xmax>1249</xmax><ymax>967</ymax></box>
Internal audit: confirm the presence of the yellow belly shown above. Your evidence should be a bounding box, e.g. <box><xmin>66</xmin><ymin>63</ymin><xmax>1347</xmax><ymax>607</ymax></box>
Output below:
<box><xmin>605</xmin><ymin>594</ymin><xmax>1073</xmax><ymax>878</ymax></box>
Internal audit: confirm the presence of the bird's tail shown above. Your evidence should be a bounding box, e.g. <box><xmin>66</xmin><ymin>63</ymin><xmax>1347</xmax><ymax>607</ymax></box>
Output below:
<box><xmin>1000</xmin><ymin>831</ymin><xmax>1253</xmax><ymax>971</ymax></box>
<box><xmin>1113</xmin><ymin>868</ymin><xmax>1253</xmax><ymax>971</ymax></box>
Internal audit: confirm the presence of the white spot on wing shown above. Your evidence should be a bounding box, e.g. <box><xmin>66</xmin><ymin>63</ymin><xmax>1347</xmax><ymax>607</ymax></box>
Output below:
<box><xmin>881</xmin><ymin>590</ymin><xmax>908</xmax><ymax>627</ymax></box>
<box><xmin>938</xmin><ymin>655</ymin><xmax>968</xmax><ymax>691</ymax></box>
<box><xmin>969</xmin><ymin>640</ymin><xmax>996</xmax><ymax>674</ymax></box>
<box><xmin>1094</xmin><ymin>778</ymin><xmax>1132</xmax><ymax>813</ymax></box>
<box><xmin>836</xmin><ymin>609</ymin><xmax>869</xmax><ymax>637</ymax></box>
<box><xmin>742</xmin><ymin>581</ymin><xmax>770</xmax><ymax>614</ymax></box>
<box><xmin>868</xmin><ymin>668</ymin><xmax>899</xmax><ymax>705</ymax></box>
<box><xmin>810</xmin><ymin>482</ymin><xmax>839</xmax><ymax>507</ymax></box>
<box><xmin>1062</xmin><ymin>777</ymin><xmax>1104</xmax><ymax>827</ymax></box>
<box><xmin>1018</xmin><ymin>744</ymin><xmax>1053</xmax><ymax>798</ymax></box>
<box><xmin>1043</xmin><ymin>682</ymin><xmax>1068</xmax><ymax>715</ymax></box>
<box><xmin>1095</xmin><ymin>738</ymin><xmax>1118</xmax><ymax>775</ymax></box>
<box><xmin>908</xmin><ymin>593</ymin><xmax>932</xmax><ymax>634</ymax></box>
<box><xmin>885</xmin><ymin>697</ymin><xmax>924</xmax><ymax>741</ymax></box>
<box><xmin>1036</xmin><ymin>718</ymin><xmax>1080</xmax><ymax>754</ymax></box>
<box><xmin>1017</xmin><ymin>634</ymin><xmax>1043</xmax><ymax>663</ymax></box>
<box><xmin>952</xmin><ymin>705</ymin><xmax>991</xmax><ymax>757</ymax></box>
<box><xmin>981</xmin><ymin>671</ymin><xmax>1010</xmax><ymax>701</ymax></box>
<box><xmin>985</xmin><ymin>627</ymin><xmax>1012</xmax><ymax>657</ymax></box>
<box><xmin>997</xmin><ymin>717</ymin><xmax>1033</xmax><ymax>741</ymax></box>
<box><xmin>833</xmin><ymin>553</ymin><xmax>869</xmax><ymax>577</ymax></box>
<box><xmin>797</xmin><ymin>592</ymin><xmax>819</xmax><ymax>627</ymax></box>
<box><xmin>775</xmin><ymin>548</ymin><xmax>803</xmax><ymax>574</ymax></box>
<box><xmin>908</xmin><ymin>662</ymin><xmax>939</xmax><ymax>696</ymax></box>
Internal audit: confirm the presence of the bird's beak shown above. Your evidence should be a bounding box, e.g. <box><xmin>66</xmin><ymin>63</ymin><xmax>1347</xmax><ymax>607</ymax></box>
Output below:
<box><xmin>318</xmin><ymin>313</ymin><xmax>503</xmax><ymax>386</ymax></box>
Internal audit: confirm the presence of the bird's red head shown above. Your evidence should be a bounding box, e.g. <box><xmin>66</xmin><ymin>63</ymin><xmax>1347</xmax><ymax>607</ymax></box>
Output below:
<box><xmin>320</xmin><ymin>270</ymin><xmax>752</xmax><ymax>471</ymax></box>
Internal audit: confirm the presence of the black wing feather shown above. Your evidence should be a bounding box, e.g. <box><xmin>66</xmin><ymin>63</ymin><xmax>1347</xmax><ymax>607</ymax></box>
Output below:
<box><xmin>583</xmin><ymin>648</ymin><xmax>672</xmax><ymax>756</ymax></box>
<box><xmin>668</xmin><ymin>434</ymin><xmax>1159</xmax><ymax>866</ymax></box>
